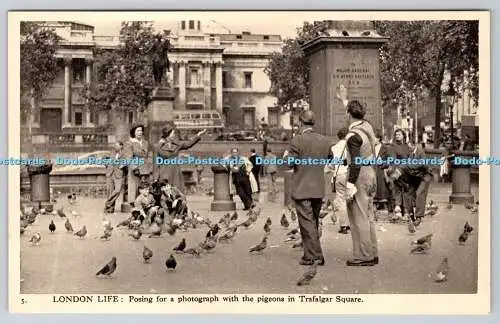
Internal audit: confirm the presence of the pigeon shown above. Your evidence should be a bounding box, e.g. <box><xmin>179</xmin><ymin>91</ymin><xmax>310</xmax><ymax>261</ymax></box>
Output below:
<box><xmin>292</xmin><ymin>240</ymin><xmax>303</xmax><ymax>249</ymax></box>
<box><xmin>446</xmin><ymin>202</ymin><xmax>453</xmax><ymax>210</ymax></box>
<box><xmin>148</xmin><ymin>222</ymin><xmax>162</xmax><ymax>237</ymax></box>
<box><xmin>96</xmin><ymin>257</ymin><xmax>117</xmax><ymax>278</ymax></box>
<box><xmin>142</xmin><ymin>246</ymin><xmax>153</xmax><ymax>263</ymax></box>
<box><xmin>249</xmin><ymin>236</ymin><xmax>268</xmax><ymax>254</ymax></box>
<box><xmin>410</xmin><ymin>233</ymin><xmax>433</xmax><ymax>254</ymax></box>
<box><xmin>57</xmin><ymin>208</ymin><xmax>66</xmax><ymax>218</ymax></box>
<box><xmin>165</xmin><ymin>222</ymin><xmax>179</xmax><ymax>236</ymax></box>
<box><xmin>407</xmin><ymin>219</ymin><xmax>416</xmax><ymax>234</ymax></box>
<box><xmin>264</xmin><ymin>222</ymin><xmax>271</xmax><ymax>234</ymax></box>
<box><xmin>289</xmin><ymin>208</ymin><xmax>297</xmax><ymax>221</ymax></box>
<box><xmin>434</xmin><ymin>257</ymin><xmax>449</xmax><ymax>282</ymax></box>
<box><xmin>49</xmin><ymin>220</ymin><xmax>56</xmax><ymax>233</ymax></box>
<box><xmin>199</xmin><ymin>237</ymin><xmax>217</xmax><ymax>252</ymax></box>
<box><xmin>464</xmin><ymin>221</ymin><xmax>474</xmax><ymax>233</ymax></box>
<box><xmin>206</xmin><ymin>223</ymin><xmax>220</xmax><ymax>238</ymax></box>
<box><xmin>64</xmin><ymin>218</ymin><xmax>73</xmax><ymax>232</ymax></box>
<box><xmin>100</xmin><ymin>228</ymin><xmax>113</xmax><ymax>240</ymax></box>
<box><xmin>265</xmin><ymin>217</ymin><xmax>272</xmax><ymax>226</ymax></box>
<box><xmin>280</xmin><ymin>214</ymin><xmax>290</xmax><ymax>229</ymax></box>
<box><xmin>237</xmin><ymin>218</ymin><xmax>253</xmax><ymax>229</ymax></box>
<box><xmin>458</xmin><ymin>230</ymin><xmax>469</xmax><ymax>245</ymax></box>
<box><xmin>248</xmin><ymin>206</ymin><xmax>261</xmax><ymax>222</ymax></box>
<box><xmin>74</xmin><ymin>225</ymin><xmax>87</xmax><ymax>239</ymax></box>
<box><xmin>230</xmin><ymin>212</ymin><xmax>239</xmax><ymax>221</ymax></box>
<box><xmin>297</xmin><ymin>263</ymin><xmax>318</xmax><ymax>286</ymax></box>
<box><xmin>173</xmin><ymin>238</ymin><xmax>186</xmax><ymax>252</ymax></box>
<box><xmin>286</xmin><ymin>228</ymin><xmax>299</xmax><ymax>236</ymax></box>
<box><xmin>29</xmin><ymin>232</ymin><xmax>42</xmax><ymax>246</ymax></box>
<box><xmin>183</xmin><ymin>247</ymin><xmax>202</xmax><ymax>257</ymax></box>
<box><xmin>165</xmin><ymin>254</ymin><xmax>177</xmax><ymax>271</ymax></box>
<box><xmin>218</xmin><ymin>226</ymin><xmax>238</xmax><ymax>242</ymax></box>
<box><xmin>116</xmin><ymin>217</ymin><xmax>132</xmax><ymax>228</ymax></box>
<box><xmin>129</xmin><ymin>229</ymin><xmax>142</xmax><ymax>240</ymax></box>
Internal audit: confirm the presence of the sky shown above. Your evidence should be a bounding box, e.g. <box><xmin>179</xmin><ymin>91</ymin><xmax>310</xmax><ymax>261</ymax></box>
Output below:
<box><xmin>77</xmin><ymin>13</ymin><xmax>317</xmax><ymax>38</ymax></box>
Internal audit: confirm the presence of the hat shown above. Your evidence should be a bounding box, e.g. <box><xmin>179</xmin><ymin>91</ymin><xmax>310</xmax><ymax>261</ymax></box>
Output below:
<box><xmin>299</xmin><ymin>110</ymin><xmax>315</xmax><ymax>125</ymax></box>
<box><xmin>129</xmin><ymin>124</ymin><xmax>146</xmax><ymax>138</ymax></box>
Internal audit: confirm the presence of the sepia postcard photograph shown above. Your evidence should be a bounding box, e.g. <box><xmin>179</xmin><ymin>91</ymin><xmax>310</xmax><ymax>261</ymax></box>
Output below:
<box><xmin>8</xmin><ymin>10</ymin><xmax>490</xmax><ymax>314</ymax></box>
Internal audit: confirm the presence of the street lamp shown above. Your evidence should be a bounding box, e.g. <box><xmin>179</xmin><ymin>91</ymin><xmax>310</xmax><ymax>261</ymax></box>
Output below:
<box><xmin>443</xmin><ymin>87</ymin><xmax>456</xmax><ymax>149</ymax></box>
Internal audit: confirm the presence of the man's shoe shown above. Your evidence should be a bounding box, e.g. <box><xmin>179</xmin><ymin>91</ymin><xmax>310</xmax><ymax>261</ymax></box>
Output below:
<box><xmin>299</xmin><ymin>259</ymin><xmax>314</xmax><ymax>266</ymax></box>
<box><xmin>373</xmin><ymin>257</ymin><xmax>379</xmax><ymax>265</ymax></box>
<box><xmin>346</xmin><ymin>259</ymin><xmax>375</xmax><ymax>266</ymax></box>
<box><xmin>338</xmin><ymin>226</ymin><xmax>350</xmax><ymax>234</ymax></box>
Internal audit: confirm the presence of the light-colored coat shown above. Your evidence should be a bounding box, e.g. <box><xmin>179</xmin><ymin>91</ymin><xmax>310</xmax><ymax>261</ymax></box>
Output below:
<box><xmin>225</xmin><ymin>155</ymin><xmax>258</xmax><ymax>195</ymax></box>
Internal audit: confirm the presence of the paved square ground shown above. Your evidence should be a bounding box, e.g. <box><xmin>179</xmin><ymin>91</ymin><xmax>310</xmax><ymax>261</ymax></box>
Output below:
<box><xmin>20</xmin><ymin>183</ymin><xmax>479</xmax><ymax>294</ymax></box>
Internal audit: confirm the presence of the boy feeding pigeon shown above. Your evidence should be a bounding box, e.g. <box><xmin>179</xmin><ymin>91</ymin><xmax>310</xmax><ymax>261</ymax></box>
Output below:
<box><xmin>132</xmin><ymin>182</ymin><xmax>157</xmax><ymax>225</ymax></box>
<box><xmin>160</xmin><ymin>180</ymin><xmax>188</xmax><ymax>220</ymax></box>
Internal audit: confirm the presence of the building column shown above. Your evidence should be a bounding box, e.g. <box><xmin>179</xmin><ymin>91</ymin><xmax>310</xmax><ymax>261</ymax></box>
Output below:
<box><xmin>203</xmin><ymin>61</ymin><xmax>211</xmax><ymax>110</ymax></box>
<box><xmin>62</xmin><ymin>56</ymin><xmax>72</xmax><ymax>128</ymax></box>
<box><xmin>85</xmin><ymin>57</ymin><xmax>94</xmax><ymax>127</ymax></box>
<box><xmin>215</xmin><ymin>62</ymin><xmax>223</xmax><ymax>112</ymax></box>
<box><xmin>178</xmin><ymin>61</ymin><xmax>186</xmax><ymax>110</ymax></box>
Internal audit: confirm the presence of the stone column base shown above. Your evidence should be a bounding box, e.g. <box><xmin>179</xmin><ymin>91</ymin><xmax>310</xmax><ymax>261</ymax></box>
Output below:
<box><xmin>449</xmin><ymin>193</ymin><xmax>474</xmax><ymax>204</ymax></box>
<box><xmin>121</xmin><ymin>202</ymin><xmax>133</xmax><ymax>213</ymax></box>
<box><xmin>211</xmin><ymin>200</ymin><xmax>236</xmax><ymax>211</ymax></box>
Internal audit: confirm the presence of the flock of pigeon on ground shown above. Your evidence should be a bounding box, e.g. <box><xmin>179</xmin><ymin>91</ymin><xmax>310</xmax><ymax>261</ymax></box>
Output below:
<box><xmin>20</xmin><ymin>192</ymin><xmax>479</xmax><ymax>287</ymax></box>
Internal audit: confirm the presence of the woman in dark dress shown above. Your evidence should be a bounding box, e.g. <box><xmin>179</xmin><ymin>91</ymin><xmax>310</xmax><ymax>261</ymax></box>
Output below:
<box><xmin>373</xmin><ymin>131</ymin><xmax>392</xmax><ymax>211</ymax></box>
<box><xmin>153</xmin><ymin>123</ymin><xmax>206</xmax><ymax>194</ymax></box>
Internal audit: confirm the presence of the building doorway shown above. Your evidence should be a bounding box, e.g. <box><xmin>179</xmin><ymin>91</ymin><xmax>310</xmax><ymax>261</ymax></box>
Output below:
<box><xmin>40</xmin><ymin>108</ymin><xmax>62</xmax><ymax>132</ymax></box>
<box><xmin>242</xmin><ymin>107</ymin><xmax>255</xmax><ymax>129</ymax></box>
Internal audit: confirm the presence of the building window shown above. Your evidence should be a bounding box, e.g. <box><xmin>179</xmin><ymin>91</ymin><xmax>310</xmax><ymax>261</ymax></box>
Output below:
<box><xmin>222</xmin><ymin>71</ymin><xmax>228</xmax><ymax>88</ymax></box>
<box><xmin>197</xmin><ymin>21</ymin><xmax>201</xmax><ymax>30</ymax></box>
<box><xmin>263</xmin><ymin>35</ymin><xmax>269</xmax><ymax>40</ymax></box>
<box><xmin>244</xmin><ymin>72</ymin><xmax>253</xmax><ymax>89</ymax></box>
<box><xmin>181</xmin><ymin>21</ymin><xmax>185</xmax><ymax>30</ymax></box>
<box><xmin>74</xmin><ymin>110</ymin><xmax>83</xmax><ymax>126</ymax></box>
<box><xmin>268</xmin><ymin>107</ymin><xmax>280</xmax><ymax>126</ymax></box>
<box><xmin>189</xmin><ymin>20</ymin><xmax>195</xmax><ymax>29</ymax></box>
<box><xmin>72</xmin><ymin>58</ymin><xmax>85</xmax><ymax>84</ymax></box>
<box><xmin>190</xmin><ymin>67</ymin><xmax>201</xmax><ymax>86</ymax></box>
<box><xmin>236</xmin><ymin>35</ymin><xmax>242</xmax><ymax>39</ymax></box>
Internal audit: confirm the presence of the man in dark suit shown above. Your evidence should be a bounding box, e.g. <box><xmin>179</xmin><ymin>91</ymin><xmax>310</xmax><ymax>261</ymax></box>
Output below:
<box><xmin>104</xmin><ymin>142</ymin><xmax>126</xmax><ymax>213</ymax></box>
<box><xmin>248</xmin><ymin>148</ymin><xmax>262</xmax><ymax>193</ymax></box>
<box><xmin>285</xmin><ymin>110</ymin><xmax>333</xmax><ymax>266</ymax></box>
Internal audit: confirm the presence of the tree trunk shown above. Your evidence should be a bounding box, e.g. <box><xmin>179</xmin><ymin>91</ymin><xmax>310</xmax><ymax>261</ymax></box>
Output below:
<box><xmin>112</xmin><ymin>109</ymin><xmax>129</xmax><ymax>143</ymax></box>
<box><xmin>26</xmin><ymin>88</ymin><xmax>36</xmax><ymax>158</ymax></box>
<box><xmin>433</xmin><ymin>64</ymin><xmax>446</xmax><ymax>149</ymax></box>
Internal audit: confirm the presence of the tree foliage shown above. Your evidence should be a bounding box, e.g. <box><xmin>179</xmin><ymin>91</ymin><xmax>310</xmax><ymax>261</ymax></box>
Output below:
<box><xmin>264</xmin><ymin>21</ymin><xmax>332</xmax><ymax>110</ymax></box>
<box><xmin>20</xmin><ymin>21</ymin><xmax>61</xmax><ymax>104</ymax></box>
<box><xmin>82</xmin><ymin>21</ymin><xmax>168</xmax><ymax>114</ymax></box>
<box><xmin>373</xmin><ymin>20</ymin><xmax>478</xmax><ymax>146</ymax></box>
<box><xmin>265</xmin><ymin>20</ymin><xmax>479</xmax><ymax>147</ymax></box>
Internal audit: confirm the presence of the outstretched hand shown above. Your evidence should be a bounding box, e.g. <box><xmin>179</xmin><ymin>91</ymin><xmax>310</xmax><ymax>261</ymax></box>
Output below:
<box><xmin>197</xmin><ymin>129</ymin><xmax>207</xmax><ymax>137</ymax></box>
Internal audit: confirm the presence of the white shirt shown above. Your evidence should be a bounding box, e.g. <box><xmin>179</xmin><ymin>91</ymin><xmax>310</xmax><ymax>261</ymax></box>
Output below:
<box><xmin>325</xmin><ymin>139</ymin><xmax>348</xmax><ymax>179</ymax></box>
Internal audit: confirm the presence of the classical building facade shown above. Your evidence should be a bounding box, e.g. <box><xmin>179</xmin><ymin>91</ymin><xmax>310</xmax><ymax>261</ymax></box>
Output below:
<box><xmin>21</xmin><ymin>20</ymin><xmax>284</xmax><ymax>148</ymax></box>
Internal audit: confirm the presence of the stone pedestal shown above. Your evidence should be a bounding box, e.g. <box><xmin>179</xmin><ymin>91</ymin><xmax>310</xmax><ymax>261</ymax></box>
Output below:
<box><xmin>28</xmin><ymin>163</ymin><xmax>53</xmax><ymax>203</ymax></box>
<box><xmin>121</xmin><ymin>86</ymin><xmax>174</xmax><ymax>213</ymax></box>
<box><xmin>301</xmin><ymin>21</ymin><xmax>388</xmax><ymax>137</ymax></box>
<box><xmin>148</xmin><ymin>86</ymin><xmax>175</xmax><ymax>144</ymax></box>
<box><xmin>283</xmin><ymin>171</ymin><xmax>293</xmax><ymax>207</ymax></box>
<box><xmin>449</xmin><ymin>151</ymin><xmax>476</xmax><ymax>204</ymax></box>
<box><xmin>211</xmin><ymin>165</ymin><xmax>236</xmax><ymax>211</ymax></box>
